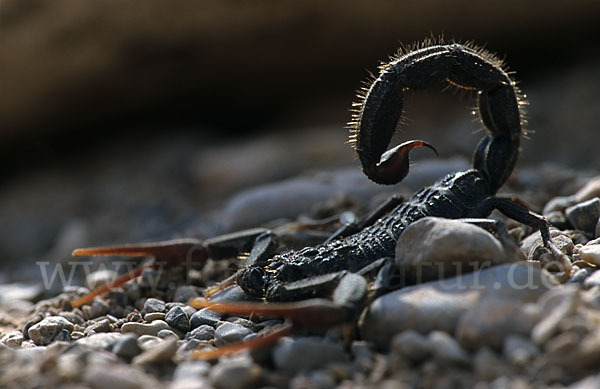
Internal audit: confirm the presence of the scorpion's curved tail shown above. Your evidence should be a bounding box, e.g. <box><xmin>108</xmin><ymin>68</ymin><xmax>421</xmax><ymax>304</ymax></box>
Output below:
<box><xmin>348</xmin><ymin>42</ymin><xmax>525</xmax><ymax>193</ymax></box>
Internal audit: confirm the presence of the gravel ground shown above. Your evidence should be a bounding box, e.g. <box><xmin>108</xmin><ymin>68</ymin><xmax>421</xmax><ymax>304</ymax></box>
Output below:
<box><xmin>2</xmin><ymin>159</ymin><xmax>600</xmax><ymax>389</ymax></box>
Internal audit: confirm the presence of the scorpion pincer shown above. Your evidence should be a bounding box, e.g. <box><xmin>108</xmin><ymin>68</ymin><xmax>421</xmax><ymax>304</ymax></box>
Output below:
<box><xmin>71</xmin><ymin>42</ymin><xmax>572</xmax><ymax>358</ymax></box>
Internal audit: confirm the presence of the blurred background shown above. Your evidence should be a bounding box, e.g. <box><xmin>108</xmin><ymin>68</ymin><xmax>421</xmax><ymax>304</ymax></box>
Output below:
<box><xmin>1</xmin><ymin>0</ymin><xmax>599</xmax><ymax>286</ymax></box>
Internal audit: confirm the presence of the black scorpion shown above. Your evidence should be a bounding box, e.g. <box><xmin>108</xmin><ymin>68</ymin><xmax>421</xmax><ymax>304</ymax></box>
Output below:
<box><xmin>71</xmin><ymin>42</ymin><xmax>571</xmax><ymax>357</ymax></box>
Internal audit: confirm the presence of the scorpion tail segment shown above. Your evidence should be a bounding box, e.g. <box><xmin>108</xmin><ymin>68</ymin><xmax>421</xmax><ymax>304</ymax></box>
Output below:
<box><xmin>473</xmin><ymin>134</ymin><xmax>518</xmax><ymax>194</ymax></box>
<box><xmin>361</xmin><ymin>140</ymin><xmax>438</xmax><ymax>185</ymax></box>
<box><xmin>72</xmin><ymin>239</ymin><xmax>207</xmax><ymax>263</ymax></box>
<box><xmin>193</xmin><ymin>322</ymin><xmax>293</xmax><ymax>360</ymax></box>
<box><xmin>71</xmin><ymin>263</ymin><xmax>149</xmax><ymax>307</ymax></box>
<box><xmin>189</xmin><ymin>298</ymin><xmax>350</xmax><ymax>328</ymax></box>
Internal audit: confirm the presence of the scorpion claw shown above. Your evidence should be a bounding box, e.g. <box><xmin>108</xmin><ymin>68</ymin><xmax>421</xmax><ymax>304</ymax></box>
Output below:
<box><xmin>369</xmin><ymin>140</ymin><xmax>438</xmax><ymax>185</ymax></box>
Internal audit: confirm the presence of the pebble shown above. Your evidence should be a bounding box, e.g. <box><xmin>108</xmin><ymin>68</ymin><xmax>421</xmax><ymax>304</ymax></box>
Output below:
<box><xmin>190</xmin><ymin>308</ymin><xmax>223</xmax><ymax>329</ymax></box>
<box><xmin>532</xmin><ymin>285</ymin><xmax>580</xmax><ymax>344</ymax></box>
<box><xmin>112</xmin><ymin>333</ymin><xmax>142</xmax><ymax>361</ymax></box>
<box><xmin>53</xmin><ymin>328</ymin><xmax>71</xmax><ymax>342</ymax></box>
<box><xmin>85</xmin><ymin>318</ymin><xmax>111</xmax><ymax>334</ymax></box>
<box><xmin>84</xmin><ymin>298</ymin><xmax>110</xmax><ymax>319</ymax></box>
<box><xmin>121</xmin><ymin>320</ymin><xmax>170</xmax><ymax>336</ymax></box>
<box><xmin>579</xmin><ymin>244</ymin><xmax>600</xmax><ymax>266</ymax></box>
<box><xmin>76</xmin><ymin>333</ymin><xmax>123</xmax><ymax>349</ymax></box>
<box><xmin>165</xmin><ymin>306</ymin><xmax>191</xmax><ymax>332</ymax></box>
<box><xmin>394</xmin><ymin>217</ymin><xmax>519</xmax><ymax>283</ymax></box>
<box><xmin>428</xmin><ymin>331</ymin><xmax>470</xmax><ymax>366</ymax></box>
<box><xmin>569</xmin><ymin>267</ymin><xmax>596</xmax><ymax>285</ymax></box>
<box><xmin>583</xmin><ymin>270</ymin><xmax>600</xmax><ymax>289</ymax></box>
<box><xmin>273</xmin><ymin>337</ymin><xmax>348</xmax><ymax>372</ymax></box>
<box><xmin>137</xmin><ymin>335</ymin><xmax>162</xmax><ymax>350</ymax></box>
<box><xmin>0</xmin><ymin>330</ymin><xmax>24</xmax><ymax>348</ymax></box>
<box><xmin>456</xmin><ymin>299</ymin><xmax>540</xmax><ymax>350</ymax></box>
<box><xmin>391</xmin><ymin>330</ymin><xmax>431</xmax><ymax>363</ymax></box>
<box><xmin>473</xmin><ymin>347</ymin><xmax>509</xmax><ymax>381</ymax></box>
<box><xmin>144</xmin><ymin>312</ymin><xmax>166</xmax><ymax>322</ymax></box>
<box><xmin>214</xmin><ymin>322</ymin><xmax>254</xmax><ymax>347</ymax></box>
<box><xmin>143</xmin><ymin>298</ymin><xmax>166</xmax><ymax>313</ymax></box>
<box><xmin>28</xmin><ymin>316</ymin><xmax>74</xmax><ymax>346</ymax></box>
<box><xmin>361</xmin><ymin>263</ymin><xmax>554</xmax><ymax>349</ymax></box>
<box><xmin>83</xmin><ymin>362</ymin><xmax>160</xmax><ymax>388</ymax></box>
<box><xmin>171</xmin><ymin>361</ymin><xmax>211</xmax><ymax>389</ymax></box>
<box><xmin>59</xmin><ymin>311</ymin><xmax>84</xmax><ymax>325</ymax></box>
<box><xmin>157</xmin><ymin>329</ymin><xmax>180</xmax><ymax>340</ymax></box>
<box><xmin>133</xmin><ymin>338</ymin><xmax>178</xmax><ymax>365</ymax></box>
<box><xmin>566</xmin><ymin>197</ymin><xmax>600</xmax><ymax>235</ymax></box>
<box><xmin>503</xmin><ymin>334</ymin><xmax>539</xmax><ymax>366</ymax></box>
<box><xmin>209</xmin><ymin>354</ymin><xmax>260</xmax><ymax>389</ymax></box>
<box><xmin>186</xmin><ymin>324</ymin><xmax>215</xmax><ymax>341</ymax></box>
<box><xmin>173</xmin><ymin>285</ymin><xmax>199</xmax><ymax>303</ymax></box>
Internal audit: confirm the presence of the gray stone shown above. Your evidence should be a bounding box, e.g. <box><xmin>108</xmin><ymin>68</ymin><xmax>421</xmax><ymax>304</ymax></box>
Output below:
<box><xmin>395</xmin><ymin>217</ymin><xmax>520</xmax><ymax>283</ymax></box>
<box><xmin>173</xmin><ymin>285</ymin><xmax>199</xmax><ymax>303</ymax></box>
<box><xmin>53</xmin><ymin>328</ymin><xmax>71</xmax><ymax>342</ymax></box>
<box><xmin>569</xmin><ymin>267</ymin><xmax>596</xmax><ymax>285</ymax></box>
<box><xmin>86</xmin><ymin>318</ymin><xmax>111</xmax><ymax>334</ymax></box>
<box><xmin>85</xmin><ymin>298</ymin><xmax>110</xmax><ymax>319</ymax></box>
<box><xmin>503</xmin><ymin>334</ymin><xmax>539</xmax><ymax>366</ymax></box>
<box><xmin>186</xmin><ymin>324</ymin><xmax>215</xmax><ymax>341</ymax></box>
<box><xmin>566</xmin><ymin>197</ymin><xmax>600</xmax><ymax>235</ymax></box>
<box><xmin>82</xmin><ymin>363</ymin><xmax>160</xmax><ymax>389</ymax></box>
<box><xmin>121</xmin><ymin>320</ymin><xmax>170</xmax><ymax>336</ymax></box>
<box><xmin>391</xmin><ymin>330</ymin><xmax>431</xmax><ymax>363</ymax></box>
<box><xmin>76</xmin><ymin>332</ymin><xmax>123</xmax><ymax>349</ymax></box>
<box><xmin>157</xmin><ymin>329</ymin><xmax>180</xmax><ymax>340</ymax></box>
<box><xmin>144</xmin><ymin>312</ymin><xmax>165</xmax><ymax>322</ymax></box>
<box><xmin>190</xmin><ymin>308</ymin><xmax>223</xmax><ymax>328</ymax></box>
<box><xmin>209</xmin><ymin>354</ymin><xmax>260</xmax><ymax>389</ymax></box>
<box><xmin>59</xmin><ymin>311</ymin><xmax>84</xmax><ymax>325</ymax></box>
<box><xmin>143</xmin><ymin>298</ymin><xmax>166</xmax><ymax>313</ymax></box>
<box><xmin>137</xmin><ymin>335</ymin><xmax>162</xmax><ymax>350</ymax></box>
<box><xmin>456</xmin><ymin>299</ymin><xmax>540</xmax><ymax>350</ymax></box>
<box><xmin>0</xmin><ymin>330</ymin><xmax>24</xmax><ymax>348</ymax></box>
<box><xmin>273</xmin><ymin>337</ymin><xmax>348</xmax><ymax>372</ymax></box>
<box><xmin>427</xmin><ymin>331</ymin><xmax>470</xmax><ymax>366</ymax></box>
<box><xmin>133</xmin><ymin>338</ymin><xmax>178</xmax><ymax>365</ymax></box>
<box><xmin>583</xmin><ymin>270</ymin><xmax>600</xmax><ymax>289</ymax></box>
<box><xmin>580</xmin><ymin>244</ymin><xmax>600</xmax><ymax>266</ymax></box>
<box><xmin>165</xmin><ymin>306</ymin><xmax>190</xmax><ymax>332</ymax></box>
<box><xmin>214</xmin><ymin>322</ymin><xmax>253</xmax><ymax>347</ymax></box>
<box><xmin>28</xmin><ymin>316</ymin><xmax>74</xmax><ymax>346</ymax></box>
<box><xmin>171</xmin><ymin>361</ymin><xmax>211</xmax><ymax>389</ymax></box>
<box><xmin>361</xmin><ymin>263</ymin><xmax>555</xmax><ymax>349</ymax></box>
<box><xmin>112</xmin><ymin>333</ymin><xmax>141</xmax><ymax>361</ymax></box>
<box><xmin>532</xmin><ymin>285</ymin><xmax>580</xmax><ymax>344</ymax></box>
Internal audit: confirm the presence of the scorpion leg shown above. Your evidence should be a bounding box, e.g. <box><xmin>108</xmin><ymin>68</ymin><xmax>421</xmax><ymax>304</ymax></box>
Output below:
<box><xmin>190</xmin><ymin>272</ymin><xmax>369</xmax><ymax>359</ymax></box>
<box><xmin>71</xmin><ymin>228</ymin><xmax>268</xmax><ymax>306</ymax></box>
<box><xmin>469</xmin><ymin>197</ymin><xmax>573</xmax><ymax>275</ymax></box>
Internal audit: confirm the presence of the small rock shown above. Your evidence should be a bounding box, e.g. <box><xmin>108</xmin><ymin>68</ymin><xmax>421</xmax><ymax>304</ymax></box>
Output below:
<box><xmin>395</xmin><ymin>217</ymin><xmax>519</xmax><ymax>283</ymax></box>
<box><xmin>137</xmin><ymin>335</ymin><xmax>162</xmax><ymax>350</ymax></box>
<box><xmin>83</xmin><ymin>362</ymin><xmax>160</xmax><ymax>388</ymax></box>
<box><xmin>165</xmin><ymin>306</ymin><xmax>190</xmax><ymax>332</ymax></box>
<box><xmin>214</xmin><ymin>322</ymin><xmax>254</xmax><ymax>347</ymax></box>
<box><xmin>186</xmin><ymin>324</ymin><xmax>215</xmax><ymax>341</ymax></box>
<box><xmin>532</xmin><ymin>285</ymin><xmax>580</xmax><ymax>344</ymax></box>
<box><xmin>28</xmin><ymin>316</ymin><xmax>74</xmax><ymax>346</ymax></box>
<box><xmin>583</xmin><ymin>270</ymin><xmax>600</xmax><ymax>289</ymax></box>
<box><xmin>113</xmin><ymin>333</ymin><xmax>142</xmax><ymax>361</ymax></box>
<box><xmin>391</xmin><ymin>330</ymin><xmax>431</xmax><ymax>363</ymax></box>
<box><xmin>177</xmin><ymin>339</ymin><xmax>210</xmax><ymax>353</ymax></box>
<box><xmin>144</xmin><ymin>312</ymin><xmax>166</xmax><ymax>322</ymax></box>
<box><xmin>59</xmin><ymin>311</ymin><xmax>84</xmax><ymax>325</ymax></box>
<box><xmin>121</xmin><ymin>320</ymin><xmax>170</xmax><ymax>336</ymax></box>
<box><xmin>566</xmin><ymin>197</ymin><xmax>600</xmax><ymax>235</ymax></box>
<box><xmin>503</xmin><ymin>334</ymin><xmax>539</xmax><ymax>366</ymax></box>
<box><xmin>427</xmin><ymin>331</ymin><xmax>470</xmax><ymax>366</ymax></box>
<box><xmin>361</xmin><ymin>263</ymin><xmax>555</xmax><ymax>349</ymax></box>
<box><xmin>209</xmin><ymin>354</ymin><xmax>260</xmax><ymax>389</ymax></box>
<box><xmin>158</xmin><ymin>329</ymin><xmax>180</xmax><ymax>340</ymax></box>
<box><xmin>569</xmin><ymin>267</ymin><xmax>596</xmax><ymax>285</ymax></box>
<box><xmin>53</xmin><ymin>328</ymin><xmax>71</xmax><ymax>342</ymax></box>
<box><xmin>85</xmin><ymin>299</ymin><xmax>110</xmax><ymax>319</ymax></box>
<box><xmin>456</xmin><ymin>299</ymin><xmax>540</xmax><ymax>350</ymax></box>
<box><xmin>133</xmin><ymin>338</ymin><xmax>178</xmax><ymax>365</ymax></box>
<box><xmin>173</xmin><ymin>285</ymin><xmax>199</xmax><ymax>303</ymax></box>
<box><xmin>190</xmin><ymin>308</ymin><xmax>223</xmax><ymax>329</ymax></box>
<box><xmin>580</xmin><ymin>244</ymin><xmax>600</xmax><ymax>266</ymax></box>
<box><xmin>474</xmin><ymin>347</ymin><xmax>509</xmax><ymax>381</ymax></box>
<box><xmin>143</xmin><ymin>298</ymin><xmax>166</xmax><ymax>313</ymax></box>
<box><xmin>0</xmin><ymin>330</ymin><xmax>24</xmax><ymax>348</ymax></box>
<box><xmin>171</xmin><ymin>361</ymin><xmax>211</xmax><ymax>389</ymax></box>
<box><xmin>86</xmin><ymin>318</ymin><xmax>111</xmax><ymax>334</ymax></box>
<box><xmin>273</xmin><ymin>337</ymin><xmax>348</xmax><ymax>372</ymax></box>
<box><xmin>76</xmin><ymin>333</ymin><xmax>123</xmax><ymax>349</ymax></box>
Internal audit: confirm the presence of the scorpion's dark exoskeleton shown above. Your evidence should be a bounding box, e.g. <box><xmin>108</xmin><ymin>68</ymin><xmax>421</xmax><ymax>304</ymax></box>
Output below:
<box><xmin>71</xmin><ymin>42</ymin><xmax>571</xmax><ymax>358</ymax></box>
